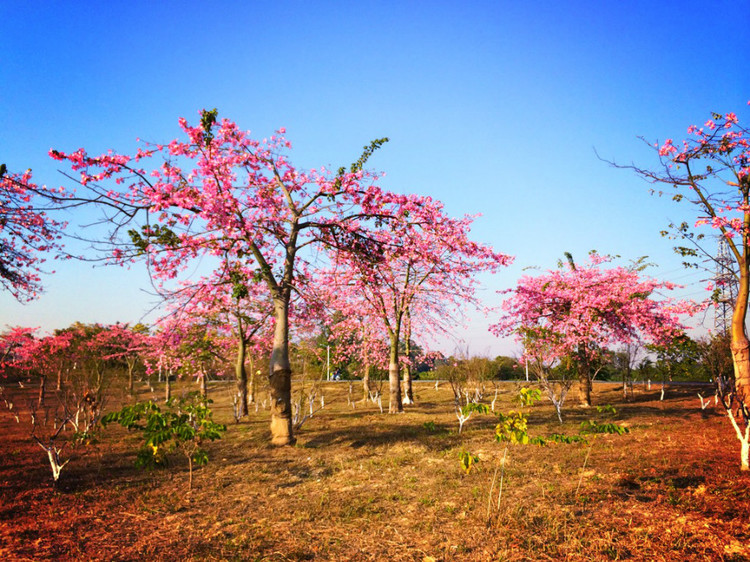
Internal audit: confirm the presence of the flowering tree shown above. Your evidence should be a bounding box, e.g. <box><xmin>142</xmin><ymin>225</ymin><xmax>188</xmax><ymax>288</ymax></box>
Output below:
<box><xmin>161</xmin><ymin>264</ymin><xmax>274</xmax><ymax>414</ymax></box>
<box><xmin>312</xmin><ymin>284</ymin><xmax>389</xmax><ymax>402</ymax></box>
<box><xmin>50</xmin><ymin>109</ymin><xmax>417</xmax><ymax>445</ymax></box>
<box><xmin>0</xmin><ymin>323</ymin><xmax>120</xmax><ymax>482</ymax></box>
<box><xmin>0</xmin><ymin>165</ymin><xmax>67</xmax><ymax>301</ymax></box>
<box><xmin>322</xmin><ymin>208</ymin><xmax>512</xmax><ymax>412</ymax></box>
<box><xmin>491</xmin><ymin>253</ymin><xmax>689</xmax><ymax>407</ymax></box>
<box><xmin>0</xmin><ymin>326</ymin><xmax>38</xmax><ymax>376</ymax></box>
<box><xmin>91</xmin><ymin>323</ymin><xmax>151</xmax><ymax>394</ymax></box>
<box><xmin>620</xmin><ymin>107</ymin><xmax>750</xmax><ymax>469</ymax></box>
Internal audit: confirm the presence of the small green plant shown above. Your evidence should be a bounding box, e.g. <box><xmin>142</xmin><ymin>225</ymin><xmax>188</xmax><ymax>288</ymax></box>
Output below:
<box><xmin>456</xmin><ymin>401</ymin><xmax>490</xmax><ymax>433</ymax></box>
<box><xmin>458</xmin><ymin>450</ymin><xmax>480</xmax><ymax>474</ymax></box>
<box><xmin>580</xmin><ymin>419</ymin><xmax>629</xmax><ymax>435</ymax></box>
<box><xmin>517</xmin><ymin>387</ymin><xmax>542</xmax><ymax>407</ymax></box>
<box><xmin>494</xmin><ymin>411</ymin><xmax>530</xmax><ymax>444</ymax></box>
<box><xmin>596</xmin><ymin>404</ymin><xmax>617</xmax><ymax>416</ymax></box>
<box><xmin>461</xmin><ymin>402</ymin><xmax>490</xmax><ymax>416</ymax></box>
<box><xmin>494</xmin><ymin>387</ymin><xmax>540</xmax><ymax>444</ymax></box>
<box><xmin>102</xmin><ymin>392</ymin><xmax>226</xmax><ymax>490</ymax></box>
<box><xmin>531</xmin><ymin>433</ymin><xmax>588</xmax><ymax>446</ymax></box>
<box><xmin>423</xmin><ymin>420</ymin><xmax>438</xmax><ymax>432</ymax></box>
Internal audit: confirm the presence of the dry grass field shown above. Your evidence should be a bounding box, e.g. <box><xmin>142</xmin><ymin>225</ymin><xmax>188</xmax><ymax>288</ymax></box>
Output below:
<box><xmin>1</xmin><ymin>380</ymin><xmax>748</xmax><ymax>561</ymax></box>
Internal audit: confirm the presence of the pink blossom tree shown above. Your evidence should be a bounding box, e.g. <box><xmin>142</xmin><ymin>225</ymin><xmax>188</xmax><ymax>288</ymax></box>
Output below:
<box><xmin>161</xmin><ymin>263</ymin><xmax>274</xmax><ymax>415</ymax></box>
<box><xmin>616</xmin><ymin>107</ymin><xmax>750</xmax><ymax>469</ymax></box>
<box><xmin>491</xmin><ymin>252</ymin><xmax>689</xmax><ymax>407</ymax></box>
<box><xmin>322</xmin><ymin>208</ymin><xmax>512</xmax><ymax>413</ymax></box>
<box><xmin>50</xmin><ymin>109</ymin><xmax>415</xmax><ymax>445</ymax></box>
<box><xmin>0</xmin><ymin>326</ymin><xmax>38</xmax><ymax>376</ymax></box>
<box><xmin>92</xmin><ymin>323</ymin><xmax>150</xmax><ymax>394</ymax></box>
<box><xmin>312</xmin><ymin>283</ymin><xmax>389</xmax><ymax>402</ymax></box>
<box><xmin>0</xmin><ymin>165</ymin><xmax>67</xmax><ymax>301</ymax></box>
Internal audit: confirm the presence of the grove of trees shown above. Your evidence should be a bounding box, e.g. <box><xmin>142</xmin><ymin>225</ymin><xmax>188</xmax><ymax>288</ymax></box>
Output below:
<box><xmin>1</xmin><ymin>105</ymin><xmax>748</xmax><ymax>469</ymax></box>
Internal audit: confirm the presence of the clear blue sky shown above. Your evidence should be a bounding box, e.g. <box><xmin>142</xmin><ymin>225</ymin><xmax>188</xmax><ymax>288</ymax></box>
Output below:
<box><xmin>1</xmin><ymin>1</ymin><xmax>748</xmax><ymax>356</ymax></box>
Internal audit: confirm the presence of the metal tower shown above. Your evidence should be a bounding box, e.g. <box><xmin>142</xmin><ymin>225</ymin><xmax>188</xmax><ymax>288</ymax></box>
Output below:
<box><xmin>713</xmin><ymin>238</ymin><xmax>738</xmax><ymax>334</ymax></box>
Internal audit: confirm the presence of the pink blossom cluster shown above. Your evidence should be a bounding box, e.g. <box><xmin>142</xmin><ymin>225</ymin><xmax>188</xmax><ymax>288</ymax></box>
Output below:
<box><xmin>490</xmin><ymin>253</ymin><xmax>692</xmax><ymax>366</ymax></box>
<box><xmin>656</xmin><ymin>109</ymin><xmax>749</xmax><ymax>241</ymax></box>
<box><xmin>0</xmin><ymin>167</ymin><xmax>69</xmax><ymax>301</ymax></box>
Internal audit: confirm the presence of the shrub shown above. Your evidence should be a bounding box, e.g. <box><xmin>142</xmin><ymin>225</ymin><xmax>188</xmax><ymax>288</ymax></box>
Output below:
<box><xmin>102</xmin><ymin>392</ymin><xmax>226</xmax><ymax>490</ymax></box>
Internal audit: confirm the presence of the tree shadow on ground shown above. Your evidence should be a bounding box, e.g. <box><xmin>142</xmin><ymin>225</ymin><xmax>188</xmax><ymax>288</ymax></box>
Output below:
<box><xmin>298</xmin><ymin>419</ymin><xmax>460</xmax><ymax>451</ymax></box>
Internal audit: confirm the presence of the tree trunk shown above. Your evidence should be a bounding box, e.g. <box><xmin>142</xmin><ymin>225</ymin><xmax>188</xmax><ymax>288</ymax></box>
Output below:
<box><xmin>578</xmin><ymin>373</ymin><xmax>592</xmax><ymax>407</ymax></box>
<box><xmin>200</xmin><ymin>372</ymin><xmax>208</xmax><ymax>398</ymax></box>
<box><xmin>742</xmin><ymin>438</ymin><xmax>749</xmax><ymax>472</ymax></box>
<box><xmin>249</xmin><ymin>355</ymin><xmax>256</xmax><ymax>404</ymax></box>
<box><xmin>402</xmin><ymin>364</ymin><xmax>413</xmax><ymax>404</ymax></box>
<box><xmin>388</xmin><ymin>334</ymin><xmax>403</xmax><ymax>413</ymax></box>
<box><xmin>236</xmin><ymin>338</ymin><xmax>249</xmax><ymax>417</ymax></box>
<box><xmin>402</xmin><ymin>311</ymin><xmax>414</xmax><ymax>405</ymax></box>
<box><xmin>127</xmin><ymin>358</ymin><xmax>136</xmax><ymax>395</ymax></box>
<box><xmin>38</xmin><ymin>375</ymin><xmax>46</xmax><ymax>408</ymax></box>
<box><xmin>577</xmin><ymin>353</ymin><xmax>592</xmax><ymax>407</ymax></box>
<box><xmin>361</xmin><ymin>363</ymin><xmax>371</xmax><ymax>402</ymax></box>
<box><xmin>165</xmin><ymin>374</ymin><xmax>171</xmax><ymax>402</ymax></box>
<box><xmin>56</xmin><ymin>368</ymin><xmax>63</xmax><ymax>391</ymax></box>
<box><xmin>731</xmin><ymin>255</ymin><xmax>750</xmax><ymax>410</ymax></box>
<box><xmin>269</xmin><ymin>299</ymin><xmax>294</xmax><ymax>445</ymax></box>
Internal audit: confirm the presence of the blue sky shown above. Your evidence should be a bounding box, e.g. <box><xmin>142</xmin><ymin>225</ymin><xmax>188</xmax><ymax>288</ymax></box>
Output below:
<box><xmin>1</xmin><ymin>1</ymin><xmax>748</xmax><ymax>356</ymax></box>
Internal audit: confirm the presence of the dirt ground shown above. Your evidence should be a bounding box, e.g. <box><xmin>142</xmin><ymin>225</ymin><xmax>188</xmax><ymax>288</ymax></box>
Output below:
<box><xmin>0</xmin><ymin>380</ymin><xmax>748</xmax><ymax>561</ymax></box>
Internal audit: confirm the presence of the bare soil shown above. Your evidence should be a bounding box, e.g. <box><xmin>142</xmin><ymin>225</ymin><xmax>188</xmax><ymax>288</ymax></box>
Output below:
<box><xmin>0</xmin><ymin>381</ymin><xmax>748</xmax><ymax>561</ymax></box>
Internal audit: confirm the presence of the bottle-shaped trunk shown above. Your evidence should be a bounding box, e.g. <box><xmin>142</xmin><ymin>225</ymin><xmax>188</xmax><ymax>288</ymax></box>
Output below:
<box><xmin>731</xmin><ymin>256</ymin><xmax>750</xmax><ymax>411</ymax></box>
<box><xmin>269</xmin><ymin>299</ymin><xmax>294</xmax><ymax>445</ymax></box>
<box><xmin>577</xmin><ymin>374</ymin><xmax>592</xmax><ymax>407</ymax></box>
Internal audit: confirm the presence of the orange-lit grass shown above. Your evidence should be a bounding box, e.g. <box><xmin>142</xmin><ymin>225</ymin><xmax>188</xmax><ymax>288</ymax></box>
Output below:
<box><xmin>0</xmin><ymin>380</ymin><xmax>748</xmax><ymax>561</ymax></box>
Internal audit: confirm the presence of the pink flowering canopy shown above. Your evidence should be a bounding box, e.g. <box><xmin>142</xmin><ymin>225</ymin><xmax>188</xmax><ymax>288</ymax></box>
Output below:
<box><xmin>49</xmin><ymin>111</ymin><xmax>447</xmax><ymax>442</ymax></box>
<box><xmin>0</xmin><ymin>166</ymin><xmax>68</xmax><ymax>301</ymax></box>
<box><xmin>655</xmin><ymin>109</ymin><xmax>749</xmax><ymax>242</ymax></box>
<box><xmin>320</xmin><ymin>204</ymin><xmax>512</xmax><ymax>344</ymax></box>
<box><xmin>491</xmin><ymin>253</ymin><xmax>692</xmax><ymax>366</ymax></box>
<box><xmin>50</xmin><ymin>113</ymin><xmax>410</xmax><ymax>286</ymax></box>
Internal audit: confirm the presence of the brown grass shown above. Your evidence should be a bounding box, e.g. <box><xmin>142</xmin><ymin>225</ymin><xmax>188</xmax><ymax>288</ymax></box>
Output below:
<box><xmin>0</xmin><ymin>380</ymin><xmax>748</xmax><ymax>561</ymax></box>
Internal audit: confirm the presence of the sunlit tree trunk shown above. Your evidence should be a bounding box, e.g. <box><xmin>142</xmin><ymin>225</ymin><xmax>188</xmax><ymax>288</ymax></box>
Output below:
<box><xmin>126</xmin><ymin>357</ymin><xmax>137</xmax><ymax>395</ymax></box>
<box><xmin>236</xmin><ymin>337</ymin><xmax>249</xmax><ymax>417</ymax></box>
<box><xmin>577</xmin><ymin>351</ymin><xmax>592</xmax><ymax>407</ymax></box>
<box><xmin>402</xmin><ymin>308</ymin><xmax>414</xmax><ymax>405</ymax></box>
<box><xmin>249</xmin><ymin>355</ymin><xmax>256</xmax><ymax>404</ymax></box>
<box><xmin>361</xmin><ymin>363</ymin><xmax>371</xmax><ymax>402</ymax></box>
<box><xmin>388</xmin><ymin>332</ymin><xmax>403</xmax><ymax>413</ymax></box>
<box><xmin>269</xmin><ymin>298</ymin><xmax>294</xmax><ymax>445</ymax></box>
<box><xmin>200</xmin><ymin>371</ymin><xmax>208</xmax><ymax>398</ymax></box>
<box><xmin>731</xmin><ymin>246</ymin><xmax>750</xmax><ymax>409</ymax></box>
